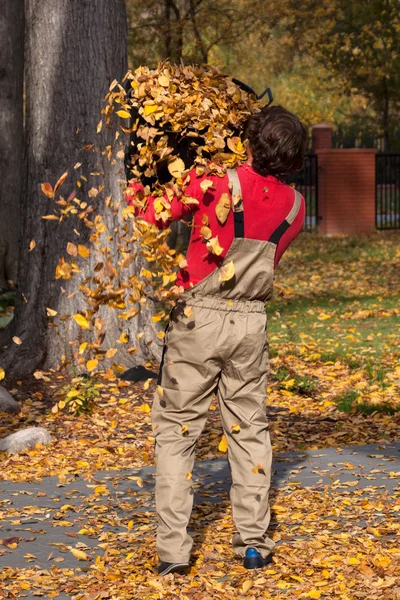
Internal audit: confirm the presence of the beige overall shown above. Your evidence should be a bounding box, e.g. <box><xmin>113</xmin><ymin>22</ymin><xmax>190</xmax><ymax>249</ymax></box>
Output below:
<box><xmin>151</xmin><ymin>169</ymin><xmax>301</xmax><ymax>563</ymax></box>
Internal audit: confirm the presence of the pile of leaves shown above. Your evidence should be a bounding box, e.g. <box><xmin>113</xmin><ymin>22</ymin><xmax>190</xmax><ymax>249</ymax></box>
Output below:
<box><xmin>25</xmin><ymin>62</ymin><xmax>261</xmax><ymax>378</ymax></box>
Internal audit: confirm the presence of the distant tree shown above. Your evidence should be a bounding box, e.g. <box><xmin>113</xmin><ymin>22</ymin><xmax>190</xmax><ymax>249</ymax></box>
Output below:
<box><xmin>0</xmin><ymin>1</ymin><xmax>24</xmax><ymax>289</ymax></box>
<box><xmin>127</xmin><ymin>0</ymin><xmax>260</xmax><ymax>67</ymax></box>
<box><xmin>292</xmin><ymin>0</ymin><xmax>400</xmax><ymax>149</ymax></box>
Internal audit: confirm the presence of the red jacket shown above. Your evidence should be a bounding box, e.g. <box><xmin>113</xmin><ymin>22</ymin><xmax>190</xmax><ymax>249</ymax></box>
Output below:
<box><xmin>127</xmin><ymin>163</ymin><xmax>305</xmax><ymax>290</ymax></box>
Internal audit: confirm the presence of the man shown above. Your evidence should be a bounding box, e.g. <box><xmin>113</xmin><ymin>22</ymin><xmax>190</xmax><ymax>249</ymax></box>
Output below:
<box><xmin>127</xmin><ymin>105</ymin><xmax>307</xmax><ymax>575</ymax></box>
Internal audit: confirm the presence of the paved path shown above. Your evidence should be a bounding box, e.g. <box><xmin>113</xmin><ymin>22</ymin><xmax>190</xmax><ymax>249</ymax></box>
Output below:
<box><xmin>0</xmin><ymin>442</ymin><xmax>399</xmax><ymax>597</ymax></box>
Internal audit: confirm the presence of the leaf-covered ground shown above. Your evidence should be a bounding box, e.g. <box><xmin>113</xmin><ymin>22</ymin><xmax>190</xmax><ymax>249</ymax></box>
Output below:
<box><xmin>1</xmin><ymin>232</ymin><xmax>400</xmax><ymax>598</ymax></box>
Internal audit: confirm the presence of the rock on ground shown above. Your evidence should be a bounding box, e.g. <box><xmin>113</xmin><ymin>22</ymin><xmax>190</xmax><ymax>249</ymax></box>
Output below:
<box><xmin>0</xmin><ymin>385</ymin><xmax>20</xmax><ymax>414</ymax></box>
<box><xmin>0</xmin><ymin>427</ymin><xmax>52</xmax><ymax>454</ymax></box>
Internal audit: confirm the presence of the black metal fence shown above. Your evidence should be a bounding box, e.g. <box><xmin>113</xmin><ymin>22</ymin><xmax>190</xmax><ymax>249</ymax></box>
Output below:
<box><xmin>376</xmin><ymin>154</ymin><xmax>400</xmax><ymax>230</ymax></box>
<box><xmin>286</xmin><ymin>154</ymin><xmax>318</xmax><ymax>232</ymax></box>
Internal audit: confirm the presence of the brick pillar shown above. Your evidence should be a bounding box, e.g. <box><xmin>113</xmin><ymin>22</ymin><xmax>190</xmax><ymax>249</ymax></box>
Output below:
<box><xmin>316</xmin><ymin>149</ymin><xmax>377</xmax><ymax>235</ymax></box>
<box><xmin>312</xmin><ymin>124</ymin><xmax>332</xmax><ymax>152</ymax></box>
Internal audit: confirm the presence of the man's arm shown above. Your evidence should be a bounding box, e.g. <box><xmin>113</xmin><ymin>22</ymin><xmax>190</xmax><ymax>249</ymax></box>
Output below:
<box><xmin>274</xmin><ymin>194</ymin><xmax>305</xmax><ymax>267</ymax></box>
<box><xmin>125</xmin><ymin>169</ymin><xmax>201</xmax><ymax>229</ymax></box>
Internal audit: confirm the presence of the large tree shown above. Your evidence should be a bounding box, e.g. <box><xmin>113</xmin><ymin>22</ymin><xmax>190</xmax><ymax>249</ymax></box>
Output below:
<box><xmin>1</xmin><ymin>0</ymin><xmax>160</xmax><ymax>378</ymax></box>
<box><xmin>0</xmin><ymin>0</ymin><xmax>24</xmax><ymax>290</ymax></box>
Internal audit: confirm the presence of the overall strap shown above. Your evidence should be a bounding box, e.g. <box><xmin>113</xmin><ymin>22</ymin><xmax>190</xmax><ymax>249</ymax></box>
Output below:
<box><xmin>268</xmin><ymin>188</ymin><xmax>302</xmax><ymax>245</ymax></box>
<box><xmin>227</xmin><ymin>168</ymin><xmax>244</xmax><ymax>238</ymax></box>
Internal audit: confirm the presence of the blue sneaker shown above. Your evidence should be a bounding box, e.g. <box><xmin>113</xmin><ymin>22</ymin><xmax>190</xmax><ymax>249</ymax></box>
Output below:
<box><xmin>243</xmin><ymin>547</ymin><xmax>273</xmax><ymax>570</ymax></box>
<box><xmin>158</xmin><ymin>560</ymin><xmax>190</xmax><ymax>576</ymax></box>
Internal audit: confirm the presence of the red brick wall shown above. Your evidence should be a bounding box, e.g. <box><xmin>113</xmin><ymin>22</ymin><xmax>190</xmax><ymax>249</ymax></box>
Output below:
<box><xmin>312</xmin><ymin>125</ymin><xmax>332</xmax><ymax>151</ymax></box>
<box><xmin>316</xmin><ymin>149</ymin><xmax>377</xmax><ymax>235</ymax></box>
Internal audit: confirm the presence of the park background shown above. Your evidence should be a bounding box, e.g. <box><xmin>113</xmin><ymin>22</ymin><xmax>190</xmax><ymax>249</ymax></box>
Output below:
<box><xmin>0</xmin><ymin>1</ymin><xmax>399</xmax><ymax>599</ymax></box>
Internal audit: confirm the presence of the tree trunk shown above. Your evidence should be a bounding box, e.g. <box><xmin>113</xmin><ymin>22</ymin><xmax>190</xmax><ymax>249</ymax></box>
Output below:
<box><xmin>0</xmin><ymin>0</ymin><xmax>24</xmax><ymax>289</ymax></box>
<box><xmin>1</xmin><ymin>0</ymin><xmax>161</xmax><ymax>379</ymax></box>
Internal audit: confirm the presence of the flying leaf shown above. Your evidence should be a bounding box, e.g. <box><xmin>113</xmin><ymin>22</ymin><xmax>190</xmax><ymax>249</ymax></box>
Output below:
<box><xmin>140</xmin><ymin>403</ymin><xmax>151</xmax><ymax>413</ymax></box>
<box><xmin>158</xmin><ymin>74</ymin><xmax>170</xmax><ymax>87</ymax></box>
<box><xmin>29</xmin><ymin>240</ymin><xmax>36</xmax><ymax>252</ymax></box>
<box><xmin>12</xmin><ymin>336</ymin><xmax>22</xmax><ymax>345</ymax></box>
<box><xmin>186</xmin><ymin>472</ymin><xmax>192</xmax><ymax>480</ymax></box>
<box><xmin>200</xmin><ymin>226</ymin><xmax>212</xmax><ymax>240</ymax></box>
<box><xmin>143</xmin><ymin>104</ymin><xmax>159</xmax><ymax>116</ymax></box>
<box><xmin>67</xmin><ymin>242</ymin><xmax>78</xmax><ymax>256</ymax></box>
<box><xmin>86</xmin><ymin>359</ymin><xmax>98</xmax><ymax>372</ymax></box>
<box><xmin>231</xmin><ymin>423</ymin><xmax>240</xmax><ymax>433</ymax></box>
<box><xmin>73</xmin><ymin>314</ymin><xmax>89</xmax><ymax>329</ymax></box>
<box><xmin>78</xmin><ymin>245</ymin><xmax>90</xmax><ymax>258</ymax></box>
<box><xmin>216</xmin><ymin>193</ymin><xmax>231</xmax><ymax>224</ymax></box>
<box><xmin>54</xmin><ymin>171</ymin><xmax>68</xmax><ymax>193</ymax></box>
<box><xmin>218</xmin><ymin>434</ymin><xmax>228</xmax><ymax>452</ymax></box>
<box><xmin>167</xmin><ymin>157</ymin><xmax>185</xmax><ymax>179</ymax></box>
<box><xmin>200</xmin><ymin>179</ymin><xmax>214</xmax><ymax>194</ymax></box>
<box><xmin>0</xmin><ymin>368</ymin><xmax>5</xmax><ymax>381</ymax></box>
<box><xmin>41</xmin><ymin>182</ymin><xmax>54</xmax><ymax>198</ymax></box>
<box><xmin>46</xmin><ymin>308</ymin><xmax>57</xmax><ymax>317</ymax></box>
<box><xmin>156</xmin><ymin>385</ymin><xmax>164</xmax><ymax>398</ymax></box>
<box><xmin>206</xmin><ymin>236</ymin><xmax>224</xmax><ymax>255</ymax></box>
<box><xmin>218</xmin><ymin>261</ymin><xmax>235</xmax><ymax>282</ymax></box>
<box><xmin>116</xmin><ymin>109</ymin><xmax>131</xmax><ymax>119</ymax></box>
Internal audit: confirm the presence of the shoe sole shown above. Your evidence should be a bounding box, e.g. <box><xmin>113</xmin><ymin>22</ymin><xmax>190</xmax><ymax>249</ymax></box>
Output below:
<box><xmin>243</xmin><ymin>553</ymin><xmax>273</xmax><ymax>570</ymax></box>
<box><xmin>159</xmin><ymin>562</ymin><xmax>190</xmax><ymax>576</ymax></box>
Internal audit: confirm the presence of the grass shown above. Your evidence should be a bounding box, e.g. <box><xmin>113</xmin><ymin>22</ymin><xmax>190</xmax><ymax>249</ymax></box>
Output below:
<box><xmin>266</xmin><ymin>231</ymin><xmax>400</xmax><ymax>414</ymax></box>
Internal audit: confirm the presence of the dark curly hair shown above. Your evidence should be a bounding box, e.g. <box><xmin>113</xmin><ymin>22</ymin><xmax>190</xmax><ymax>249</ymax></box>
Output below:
<box><xmin>246</xmin><ymin>105</ymin><xmax>308</xmax><ymax>178</ymax></box>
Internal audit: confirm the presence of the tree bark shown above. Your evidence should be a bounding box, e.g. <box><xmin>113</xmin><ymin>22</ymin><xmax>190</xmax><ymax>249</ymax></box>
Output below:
<box><xmin>1</xmin><ymin>0</ymin><xmax>161</xmax><ymax>378</ymax></box>
<box><xmin>0</xmin><ymin>0</ymin><xmax>24</xmax><ymax>289</ymax></box>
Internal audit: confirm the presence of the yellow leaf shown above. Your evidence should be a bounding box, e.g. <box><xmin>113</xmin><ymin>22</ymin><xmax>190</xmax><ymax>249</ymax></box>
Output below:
<box><xmin>200</xmin><ymin>225</ymin><xmax>212</xmax><ymax>240</ymax></box>
<box><xmin>183</xmin><ymin>306</ymin><xmax>193</xmax><ymax>318</ymax></box>
<box><xmin>106</xmin><ymin>348</ymin><xmax>117</xmax><ymax>359</ymax></box>
<box><xmin>70</xmin><ymin>548</ymin><xmax>89</xmax><ymax>561</ymax></box>
<box><xmin>158</xmin><ymin>74</ymin><xmax>170</xmax><ymax>87</ymax></box>
<box><xmin>179</xmin><ymin>257</ymin><xmax>188</xmax><ymax>268</ymax></box>
<box><xmin>218</xmin><ymin>260</ymin><xmax>235</xmax><ymax>282</ymax></box>
<box><xmin>12</xmin><ymin>336</ymin><xmax>22</xmax><ymax>345</ymax></box>
<box><xmin>116</xmin><ymin>109</ymin><xmax>131</xmax><ymax>119</ymax></box>
<box><xmin>231</xmin><ymin>423</ymin><xmax>240</xmax><ymax>433</ymax></box>
<box><xmin>127</xmin><ymin>520</ymin><xmax>134</xmax><ymax>531</ymax></box>
<box><xmin>218</xmin><ymin>434</ymin><xmax>228</xmax><ymax>452</ymax></box>
<box><xmin>73</xmin><ymin>314</ymin><xmax>89</xmax><ymax>329</ymax></box>
<box><xmin>97</xmin><ymin>119</ymin><xmax>102</xmax><ymax>133</ymax></box>
<box><xmin>67</xmin><ymin>242</ymin><xmax>78</xmax><ymax>256</ymax></box>
<box><xmin>206</xmin><ymin>236</ymin><xmax>224</xmax><ymax>256</ymax></box>
<box><xmin>78</xmin><ymin>245</ymin><xmax>90</xmax><ymax>258</ymax></box>
<box><xmin>242</xmin><ymin>580</ymin><xmax>253</xmax><ymax>593</ymax></box>
<box><xmin>79</xmin><ymin>342</ymin><xmax>87</xmax><ymax>354</ymax></box>
<box><xmin>94</xmin><ymin>485</ymin><xmax>108</xmax><ymax>494</ymax></box>
<box><xmin>308</xmin><ymin>591</ymin><xmax>322</xmax><ymax>599</ymax></box>
<box><xmin>181</xmin><ymin>424</ymin><xmax>189</xmax><ymax>435</ymax></box>
<box><xmin>167</xmin><ymin>157</ymin><xmax>185</xmax><ymax>178</ymax></box>
<box><xmin>140</xmin><ymin>403</ymin><xmax>151</xmax><ymax>413</ymax></box>
<box><xmin>29</xmin><ymin>240</ymin><xmax>36</xmax><ymax>252</ymax></box>
<box><xmin>86</xmin><ymin>359</ymin><xmax>98</xmax><ymax>372</ymax></box>
<box><xmin>156</xmin><ymin>385</ymin><xmax>164</xmax><ymax>398</ymax></box>
<box><xmin>143</xmin><ymin>104</ymin><xmax>159</xmax><ymax>116</ymax></box>
<box><xmin>186</xmin><ymin>472</ymin><xmax>192</xmax><ymax>480</ymax></box>
<box><xmin>200</xmin><ymin>179</ymin><xmax>214</xmax><ymax>194</ymax></box>
<box><xmin>216</xmin><ymin>193</ymin><xmax>231</xmax><ymax>224</ymax></box>
<box><xmin>46</xmin><ymin>307</ymin><xmax>57</xmax><ymax>317</ymax></box>
<box><xmin>118</xmin><ymin>332</ymin><xmax>129</xmax><ymax>344</ymax></box>
<box><xmin>0</xmin><ymin>368</ymin><xmax>5</xmax><ymax>381</ymax></box>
